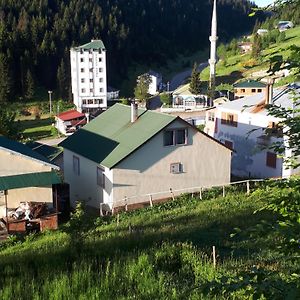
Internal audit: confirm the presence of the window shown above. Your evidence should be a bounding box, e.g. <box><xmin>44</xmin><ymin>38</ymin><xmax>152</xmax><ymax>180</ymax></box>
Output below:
<box><xmin>82</xmin><ymin>99</ymin><xmax>87</xmax><ymax>104</ymax></box>
<box><xmin>89</xmin><ymin>58</ymin><xmax>92</xmax><ymax>62</ymax></box>
<box><xmin>80</xmin><ymin>68</ymin><xmax>84</xmax><ymax>73</ymax></box>
<box><xmin>170</xmin><ymin>163</ymin><xmax>183</xmax><ymax>174</ymax></box>
<box><xmin>164</xmin><ymin>129</ymin><xmax>187</xmax><ymax>146</ymax></box>
<box><xmin>258</xmin><ymin>89</ymin><xmax>262</xmax><ymax>92</ymax></box>
<box><xmin>99</xmin><ymin>88</ymin><xmax>103</xmax><ymax>92</ymax></box>
<box><xmin>99</xmin><ymin>68</ymin><xmax>103</xmax><ymax>72</ymax></box>
<box><xmin>241</xmin><ymin>89</ymin><xmax>245</xmax><ymax>93</ymax></box>
<box><xmin>208</xmin><ymin>112</ymin><xmax>215</xmax><ymax>121</ymax></box>
<box><xmin>99</xmin><ymin>78</ymin><xmax>103</xmax><ymax>82</ymax></box>
<box><xmin>89</xmin><ymin>68</ymin><xmax>93</xmax><ymax>72</ymax></box>
<box><xmin>90</xmin><ymin>88</ymin><xmax>93</xmax><ymax>93</ymax></box>
<box><xmin>266</xmin><ymin>152</ymin><xmax>277</xmax><ymax>168</ymax></box>
<box><xmin>97</xmin><ymin>167</ymin><xmax>105</xmax><ymax>188</ymax></box>
<box><xmin>73</xmin><ymin>156</ymin><xmax>80</xmax><ymax>175</ymax></box>
<box><xmin>80</xmin><ymin>58</ymin><xmax>84</xmax><ymax>62</ymax></box>
<box><xmin>224</xmin><ymin>140</ymin><xmax>233</xmax><ymax>150</ymax></box>
<box><xmin>81</xmin><ymin>78</ymin><xmax>85</xmax><ymax>83</ymax></box>
<box><xmin>81</xmin><ymin>88</ymin><xmax>86</xmax><ymax>93</ymax></box>
<box><xmin>99</xmin><ymin>58</ymin><xmax>102</xmax><ymax>62</ymax></box>
<box><xmin>88</xmin><ymin>99</ymin><xmax>93</xmax><ymax>104</ymax></box>
<box><xmin>221</xmin><ymin>112</ymin><xmax>238</xmax><ymax>127</ymax></box>
<box><xmin>251</xmin><ymin>89</ymin><xmax>256</xmax><ymax>93</ymax></box>
<box><xmin>90</xmin><ymin>79</ymin><xmax>93</xmax><ymax>83</ymax></box>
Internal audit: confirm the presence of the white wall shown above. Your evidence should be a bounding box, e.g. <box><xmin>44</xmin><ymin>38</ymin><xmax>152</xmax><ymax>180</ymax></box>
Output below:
<box><xmin>63</xmin><ymin>149</ymin><xmax>113</xmax><ymax>210</ymax></box>
<box><xmin>112</xmin><ymin>119</ymin><xmax>231</xmax><ymax>206</ymax></box>
<box><xmin>213</xmin><ymin>107</ymin><xmax>284</xmax><ymax>178</ymax></box>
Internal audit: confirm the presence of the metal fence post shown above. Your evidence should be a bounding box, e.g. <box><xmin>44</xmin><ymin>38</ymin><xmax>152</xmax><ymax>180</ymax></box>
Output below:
<box><xmin>124</xmin><ymin>196</ymin><xmax>128</xmax><ymax>212</ymax></box>
<box><xmin>149</xmin><ymin>195</ymin><xmax>153</xmax><ymax>207</ymax></box>
<box><xmin>246</xmin><ymin>180</ymin><xmax>250</xmax><ymax>195</ymax></box>
<box><xmin>222</xmin><ymin>186</ymin><xmax>225</xmax><ymax>197</ymax></box>
<box><xmin>199</xmin><ymin>187</ymin><xmax>202</xmax><ymax>200</ymax></box>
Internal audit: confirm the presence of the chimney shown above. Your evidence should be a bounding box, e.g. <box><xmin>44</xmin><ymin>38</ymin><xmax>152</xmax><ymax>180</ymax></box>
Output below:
<box><xmin>131</xmin><ymin>102</ymin><xmax>138</xmax><ymax>123</ymax></box>
<box><xmin>265</xmin><ymin>78</ymin><xmax>274</xmax><ymax>105</ymax></box>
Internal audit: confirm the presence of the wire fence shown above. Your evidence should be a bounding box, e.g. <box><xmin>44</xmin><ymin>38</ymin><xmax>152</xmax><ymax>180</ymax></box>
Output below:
<box><xmin>99</xmin><ymin>177</ymin><xmax>289</xmax><ymax>215</ymax></box>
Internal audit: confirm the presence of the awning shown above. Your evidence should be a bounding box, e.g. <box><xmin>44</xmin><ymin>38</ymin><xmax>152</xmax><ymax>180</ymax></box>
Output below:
<box><xmin>0</xmin><ymin>172</ymin><xmax>61</xmax><ymax>191</ymax></box>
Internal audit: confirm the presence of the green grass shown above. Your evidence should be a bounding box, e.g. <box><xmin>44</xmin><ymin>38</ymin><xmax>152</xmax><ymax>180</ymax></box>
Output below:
<box><xmin>201</xmin><ymin>26</ymin><xmax>300</xmax><ymax>85</ymax></box>
<box><xmin>0</xmin><ymin>180</ymin><xmax>299</xmax><ymax>299</ymax></box>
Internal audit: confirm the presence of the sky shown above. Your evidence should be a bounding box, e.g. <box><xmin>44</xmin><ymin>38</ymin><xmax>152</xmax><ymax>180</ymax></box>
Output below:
<box><xmin>254</xmin><ymin>0</ymin><xmax>274</xmax><ymax>7</ymax></box>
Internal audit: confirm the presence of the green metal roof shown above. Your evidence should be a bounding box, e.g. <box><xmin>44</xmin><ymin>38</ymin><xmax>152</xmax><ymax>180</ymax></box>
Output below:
<box><xmin>0</xmin><ymin>171</ymin><xmax>61</xmax><ymax>191</ymax></box>
<box><xmin>60</xmin><ymin>104</ymin><xmax>177</xmax><ymax>168</ymax></box>
<box><xmin>234</xmin><ymin>80</ymin><xmax>266</xmax><ymax>88</ymax></box>
<box><xmin>26</xmin><ymin>142</ymin><xmax>63</xmax><ymax>162</ymax></box>
<box><xmin>0</xmin><ymin>136</ymin><xmax>55</xmax><ymax>166</ymax></box>
<box><xmin>74</xmin><ymin>40</ymin><xmax>105</xmax><ymax>51</ymax></box>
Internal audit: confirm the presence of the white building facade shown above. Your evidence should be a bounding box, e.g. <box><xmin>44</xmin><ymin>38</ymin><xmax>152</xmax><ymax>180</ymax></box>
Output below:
<box><xmin>70</xmin><ymin>40</ymin><xmax>107</xmax><ymax>113</ymax></box>
<box><xmin>205</xmin><ymin>83</ymin><xmax>300</xmax><ymax>179</ymax></box>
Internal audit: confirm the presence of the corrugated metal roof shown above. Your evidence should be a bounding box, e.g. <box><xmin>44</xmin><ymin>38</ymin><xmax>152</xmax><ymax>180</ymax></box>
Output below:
<box><xmin>234</xmin><ymin>80</ymin><xmax>266</xmax><ymax>88</ymax></box>
<box><xmin>57</xmin><ymin>110</ymin><xmax>85</xmax><ymax>121</ymax></box>
<box><xmin>0</xmin><ymin>136</ymin><xmax>57</xmax><ymax>167</ymax></box>
<box><xmin>60</xmin><ymin>104</ymin><xmax>176</xmax><ymax>168</ymax></box>
<box><xmin>74</xmin><ymin>40</ymin><xmax>105</xmax><ymax>51</ymax></box>
<box><xmin>0</xmin><ymin>171</ymin><xmax>61</xmax><ymax>190</ymax></box>
<box><xmin>26</xmin><ymin>142</ymin><xmax>63</xmax><ymax>162</ymax></box>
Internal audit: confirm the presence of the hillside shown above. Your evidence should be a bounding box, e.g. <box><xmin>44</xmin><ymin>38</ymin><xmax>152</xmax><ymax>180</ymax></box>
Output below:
<box><xmin>200</xmin><ymin>25</ymin><xmax>300</xmax><ymax>86</ymax></box>
<box><xmin>0</xmin><ymin>179</ymin><xmax>299</xmax><ymax>299</ymax></box>
<box><xmin>0</xmin><ymin>0</ymin><xmax>257</xmax><ymax>101</ymax></box>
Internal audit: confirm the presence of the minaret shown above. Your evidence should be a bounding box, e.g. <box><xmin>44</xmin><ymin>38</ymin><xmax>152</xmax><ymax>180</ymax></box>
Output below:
<box><xmin>208</xmin><ymin>0</ymin><xmax>218</xmax><ymax>106</ymax></box>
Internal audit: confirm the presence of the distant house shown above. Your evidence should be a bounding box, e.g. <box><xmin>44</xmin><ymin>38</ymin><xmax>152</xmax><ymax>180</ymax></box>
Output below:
<box><xmin>238</xmin><ymin>42</ymin><xmax>252</xmax><ymax>54</ymax></box>
<box><xmin>146</xmin><ymin>70</ymin><xmax>162</xmax><ymax>95</ymax></box>
<box><xmin>278</xmin><ymin>21</ymin><xmax>293</xmax><ymax>32</ymax></box>
<box><xmin>60</xmin><ymin>103</ymin><xmax>231</xmax><ymax>212</ymax></box>
<box><xmin>257</xmin><ymin>29</ymin><xmax>269</xmax><ymax>36</ymax></box>
<box><xmin>107</xmin><ymin>86</ymin><xmax>120</xmax><ymax>101</ymax></box>
<box><xmin>55</xmin><ymin>110</ymin><xmax>87</xmax><ymax>135</ymax></box>
<box><xmin>0</xmin><ymin>136</ymin><xmax>60</xmax><ymax>219</ymax></box>
<box><xmin>233</xmin><ymin>80</ymin><xmax>267</xmax><ymax>99</ymax></box>
<box><xmin>205</xmin><ymin>82</ymin><xmax>300</xmax><ymax>178</ymax></box>
<box><xmin>172</xmin><ymin>84</ymin><xmax>207</xmax><ymax>109</ymax></box>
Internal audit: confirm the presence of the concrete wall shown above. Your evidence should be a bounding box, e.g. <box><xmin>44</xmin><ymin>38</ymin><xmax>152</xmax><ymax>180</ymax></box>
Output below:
<box><xmin>0</xmin><ymin>149</ymin><xmax>54</xmax><ymax>218</ymax></box>
<box><xmin>213</xmin><ymin>107</ymin><xmax>284</xmax><ymax>178</ymax></box>
<box><xmin>112</xmin><ymin>119</ymin><xmax>231</xmax><ymax>206</ymax></box>
<box><xmin>234</xmin><ymin>88</ymin><xmax>266</xmax><ymax>98</ymax></box>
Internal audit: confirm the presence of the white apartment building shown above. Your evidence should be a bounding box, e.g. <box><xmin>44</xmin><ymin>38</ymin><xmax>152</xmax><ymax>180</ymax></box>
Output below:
<box><xmin>70</xmin><ymin>40</ymin><xmax>107</xmax><ymax>113</ymax></box>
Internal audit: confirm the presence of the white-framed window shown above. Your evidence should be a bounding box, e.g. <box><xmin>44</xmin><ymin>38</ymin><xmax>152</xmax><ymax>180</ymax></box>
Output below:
<box><xmin>90</xmin><ymin>79</ymin><xmax>93</xmax><ymax>83</ymax></box>
<box><xmin>99</xmin><ymin>68</ymin><xmax>103</xmax><ymax>72</ymax></box>
<box><xmin>73</xmin><ymin>156</ymin><xmax>80</xmax><ymax>175</ymax></box>
<box><xmin>89</xmin><ymin>68</ymin><xmax>93</xmax><ymax>72</ymax></box>
<box><xmin>80</xmin><ymin>58</ymin><xmax>84</xmax><ymax>62</ymax></box>
<box><xmin>99</xmin><ymin>78</ymin><xmax>103</xmax><ymax>82</ymax></box>
<box><xmin>97</xmin><ymin>167</ymin><xmax>105</xmax><ymax>188</ymax></box>
<box><xmin>90</xmin><ymin>88</ymin><xmax>93</xmax><ymax>93</ymax></box>
<box><xmin>80</xmin><ymin>68</ymin><xmax>84</xmax><ymax>73</ymax></box>
<box><xmin>99</xmin><ymin>58</ymin><xmax>102</xmax><ymax>62</ymax></box>
<box><xmin>170</xmin><ymin>162</ymin><xmax>183</xmax><ymax>174</ymax></box>
<box><xmin>81</xmin><ymin>88</ymin><xmax>86</xmax><ymax>93</ymax></box>
<box><xmin>100</xmin><ymin>88</ymin><xmax>103</xmax><ymax>92</ymax></box>
<box><xmin>94</xmin><ymin>99</ymin><xmax>103</xmax><ymax>104</ymax></box>
<box><xmin>82</xmin><ymin>99</ymin><xmax>87</xmax><ymax>104</ymax></box>
<box><xmin>81</xmin><ymin>78</ymin><xmax>85</xmax><ymax>83</ymax></box>
<box><xmin>164</xmin><ymin>129</ymin><xmax>187</xmax><ymax>146</ymax></box>
<box><xmin>208</xmin><ymin>112</ymin><xmax>215</xmax><ymax>121</ymax></box>
<box><xmin>89</xmin><ymin>58</ymin><xmax>92</xmax><ymax>62</ymax></box>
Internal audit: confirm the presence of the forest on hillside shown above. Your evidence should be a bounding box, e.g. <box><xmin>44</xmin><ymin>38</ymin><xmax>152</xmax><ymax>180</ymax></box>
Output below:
<box><xmin>0</xmin><ymin>0</ymin><xmax>257</xmax><ymax>101</ymax></box>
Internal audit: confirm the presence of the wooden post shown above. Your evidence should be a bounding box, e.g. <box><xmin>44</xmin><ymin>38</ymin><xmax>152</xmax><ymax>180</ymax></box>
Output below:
<box><xmin>246</xmin><ymin>180</ymin><xmax>250</xmax><ymax>195</ymax></box>
<box><xmin>124</xmin><ymin>196</ymin><xmax>128</xmax><ymax>212</ymax></box>
<box><xmin>149</xmin><ymin>195</ymin><xmax>153</xmax><ymax>208</ymax></box>
<box><xmin>222</xmin><ymin>186</ymin><xmax>225</xmax><ymax>197</ymax></box>
<box><xmin>199</xmin><ymin>187</ymin><xmax>202</xmax><ymax>200</ymax></box>
<box><xmin>117</xmin><ymin>213</ymin><xmax>120</xmax><ymax>226</ymax></box>
<box><xmin>212</xmin><ymin>246</ymin><xmax>216</xmax><ymax>268</ymax></box>
<box><xmin>170</xmin><ymin>188</ymin><xmax>175</xmax><ymax>201</ymax></box>
<box><xmin>100</xmin><ymin>203</ymin><xmax>103</xmax><ymax>217</ymax></box>
<box><xmin>191</xmin><ymin>192</ymin><xmax>194</xmax><ymax>198</ymax></box>
<box><xmin>4</xmin><ymin>190</ymin><xmax>8</xmax><ymax>234</ymax></box>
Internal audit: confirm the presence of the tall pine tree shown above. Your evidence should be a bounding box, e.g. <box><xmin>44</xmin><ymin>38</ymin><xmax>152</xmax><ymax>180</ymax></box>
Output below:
<box><xmin>0</xmin><ymin>53</ymin><xmax>11</xmax><ymax>103</ymax></box>
<box><xmin>189</xmin><ymin>62</ymin><xmax>201</xmax><ymax>95</ymax></box>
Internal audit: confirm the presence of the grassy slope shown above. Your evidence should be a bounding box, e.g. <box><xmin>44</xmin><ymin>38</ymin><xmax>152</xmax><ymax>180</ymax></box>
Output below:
<box><xmin>200</xmin><ymin>26</ymin><xmax>300</xmax><ymax>85</ymax></box>
<box><xmin>0</xmin><ymin>182</ymin><xmax>299</xmax><ymax>299</ymax></box>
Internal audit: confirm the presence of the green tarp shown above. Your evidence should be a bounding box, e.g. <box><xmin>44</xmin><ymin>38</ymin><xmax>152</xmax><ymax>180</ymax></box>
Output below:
<box><xmin>0</xmin><ymin>172</ymin><xmax>61</xmax><ymax>191</ymax></box>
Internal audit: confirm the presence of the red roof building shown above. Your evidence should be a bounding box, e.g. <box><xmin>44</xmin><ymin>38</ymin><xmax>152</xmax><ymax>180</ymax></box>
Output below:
<box><xmin>55</xmin><ymin>110</ymin><xmax>87</xmax><ymax>135</ymax></box>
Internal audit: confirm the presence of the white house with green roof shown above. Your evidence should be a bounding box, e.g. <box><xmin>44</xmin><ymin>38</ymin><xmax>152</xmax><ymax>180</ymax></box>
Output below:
<box><xmin>0</xmin><ymin>136</ymin><xmax>61</xmax><ymax>218</ymax></box>
<box><xmin>60</xmin><ymin>103</ymin><xmax>231</xmax><ymax>212</ymax></box>
<box><xmin>70</xmin><ymin>40</ymin><xmax>107</xmax><ymax>113</ymax></box>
